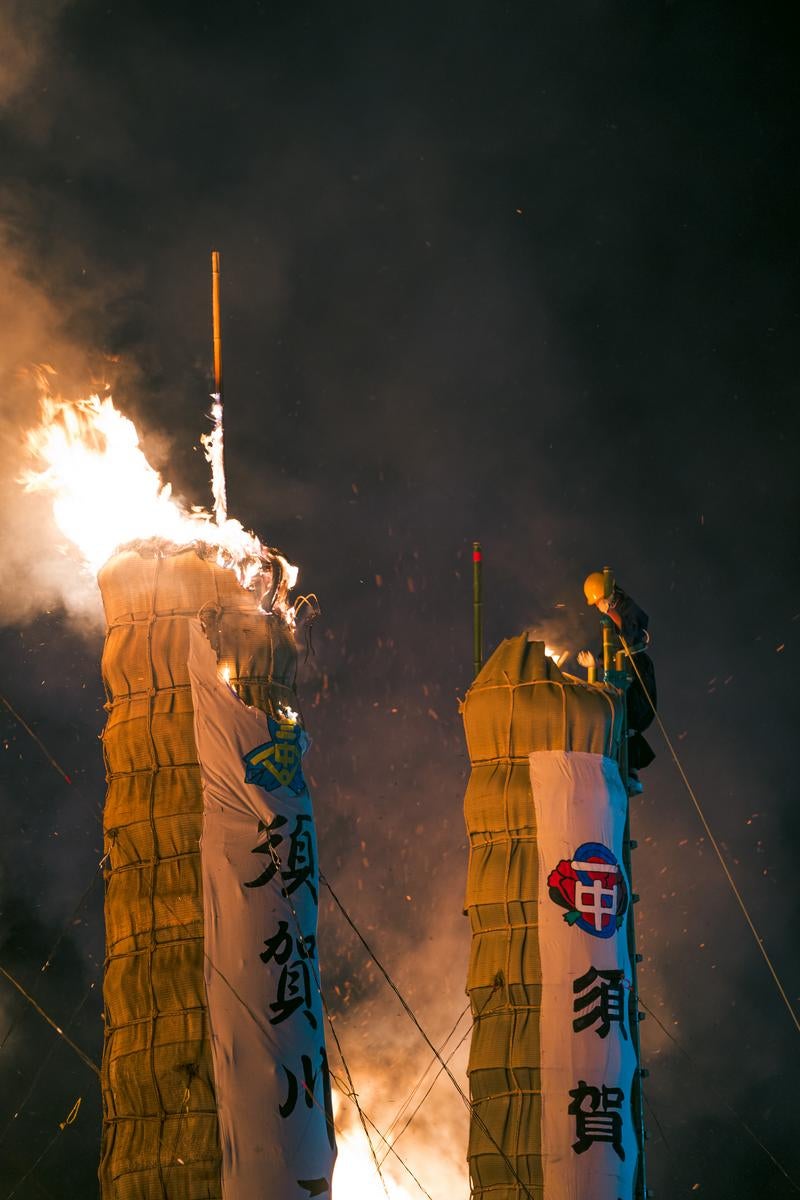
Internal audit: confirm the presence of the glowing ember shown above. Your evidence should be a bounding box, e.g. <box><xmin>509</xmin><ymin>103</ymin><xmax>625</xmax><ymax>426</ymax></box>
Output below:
<box><xmin>22</xmin><ymin>392</ymin><xmax>298</xmax><ymax>606</ymax></box>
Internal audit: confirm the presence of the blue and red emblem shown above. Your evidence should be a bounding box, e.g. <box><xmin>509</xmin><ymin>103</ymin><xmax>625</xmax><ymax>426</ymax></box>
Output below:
<box><xmin>547</xmin><ymin>841</ymin><xmax>628</xmax><ymax>938</ymax></box>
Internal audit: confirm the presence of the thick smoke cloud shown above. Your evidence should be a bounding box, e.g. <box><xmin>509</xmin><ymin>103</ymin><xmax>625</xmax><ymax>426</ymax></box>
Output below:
<box><xmin>0</xmin><ymin>262</ymin><xmax>100</xmax><ymax>625</ymax></box>
<box><xmin>0</xmin><ymin>2</ymin><xmax>798</xmax><ymax>1198</ymax></box>
<box><xmin>0</xmin><ymin>2</ymin><xmax>66</xmax><ymax>107</ymax></box>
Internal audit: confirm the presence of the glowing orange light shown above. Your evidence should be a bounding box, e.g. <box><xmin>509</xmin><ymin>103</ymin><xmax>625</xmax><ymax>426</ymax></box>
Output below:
<box><xmin>22</xmin><ymin>392</ymin><xmax>298</xmax><ymax>604</ymax></box>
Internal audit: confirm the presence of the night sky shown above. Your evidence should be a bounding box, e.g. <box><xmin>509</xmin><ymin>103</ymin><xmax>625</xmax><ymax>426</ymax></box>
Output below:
<box><xmin>0</xmin><ymin>2</ymin><xmax>798</xmax><ymax>1197</ymax></box>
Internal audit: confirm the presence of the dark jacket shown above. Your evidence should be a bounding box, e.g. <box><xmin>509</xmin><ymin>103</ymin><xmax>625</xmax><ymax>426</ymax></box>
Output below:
<box><xmin>606</xmin><ymin>586</ymin><xmax>656</xmax><ymax>769</ymax></box>
<box><xmin>606</xmin><ymin>586</ymin><xmax>650</xmax><ymax>650</ymax></box>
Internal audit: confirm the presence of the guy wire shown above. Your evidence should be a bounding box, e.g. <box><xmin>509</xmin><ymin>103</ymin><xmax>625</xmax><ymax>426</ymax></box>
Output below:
<box><xmin>642</xmin><ymin>1091</ymin><xmax>672</xmax><ymax>1154</ymax></box>
<box><xmin>0</xmin><ymin>869</ymin><xmax>100</xmax><ymax>1053</ymax></box>
<box><xmin>0</xmin><ymin>693</ymin><xmax>72</xmax><ymax>786</ymax></box>
<box><xmin>262</xmin><ymin>839</ymin><xmax>389</xmax><ymax>1198</ymax></box>
<box><xmin>4</xmin><ymin>1096</ymin><xmax>83</xmax><ymax>1200</ymax></box>
<box><xmin>323</xmin><ymin>998</ymin><xmax>389</xmax><ymax>1199</ymax></box>
<box><xmin>328</xmin><ymin>1070</ymin><xmax>435</xmax><ymax>1200</ymax></box>
<box><xmin>620</xmin><ymin>635</ymin><xmax>800</xmax><ymax>1035</ymax></box>
<box><xmin>0</xmin><ymin>981</ymin><xmax>96</xmax><ymax>1151</ymax></box>
<box><xmin>321</xmin><ymin>871</ymin><xmax>537</xmax><ymax>1200</ymax></box>
<box><xmin>157</xmin><ymin>888</ymin><xmax>429</xmax><ymax>1200</ymax></box>
<box><xmin>639</xmin><ymin>994</ymin><xmax>800</xmax><ymax>1192</ymax></box>
<box><xmin>378</xmin><ymin>989</ymin><xmax>500</xmax><ymax>1167</ymax></box>
<box><xmin>0</xmin><ymin>967</ymin><xmax>99</xmax><ymax>1078</ymax></box>
<box><xmin>381</xmin><ymin>999</ymin><xmax>471</xmax><ymax>1149</ymax></box>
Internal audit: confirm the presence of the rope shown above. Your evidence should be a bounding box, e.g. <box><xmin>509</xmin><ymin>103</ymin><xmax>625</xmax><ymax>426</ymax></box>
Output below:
<box><xmin>639</xmin><ymin>995</ymin><xmax>800</xmax><ymax>1192</ymax></box>
<box><xmin>292</xmin><ymin>593</ymin><xmax>321</xmax><ymax>664</ymax></box>
<box><xmin>0</xmin><ymin>692</ymin><xmax>72</xmax><ymax>785</ymax></box>
<box><xmin>0</xmin><ymin>870</ymin><xmax>100</xmax><ymax>1053</ymax></box>
<box><xmin>261</xmin><ymin>840</ymin><xmax>389</xmax><ymax>1198</ymax></box>
<box><xmin>0</xmin><ymin>981</ymin><xmax>96</xmax><ymax>1150</ymax></box>
<box><xmin>4</xmin><ymin>1096</ymin><xmax>83</xmax><ymax>1200</ymax></box>
<box><xmin>156</xmin><ymin>890</ymin><xmax>427</xmax><ymax>1200</ymax></box>
<box><xmin>163</xmin><ymin>1069</ymin><xmax>197</xmax><ymax>1180</ymax></box>
<box><xmin>59</xmin><ymin>1096</ymin><xmax>82</xmax><ymax>1130</ymax></box>
<box><xmin>321</xmin><ymin>872</ymin><xmax>537</xmax><ymax>1200</ymax></box>
<box><xmin>620</xmin><ymin>635</ymin><xmax>800</xmax><ymax>1035</ymax></box>
<box><xmin>323</xmin><ymin>1003</ymin><xmax>389</xmax><ymax>1199</ymax></box>
<box><xmin>41</xmin><ymin>872</ymin><xmax>101</xmax><ymax>975</ymax></box>
<box><xmin>0</xmin><ymin>863</ymin><xmax>103</xmax><ymax>1192</ymax></box>
<box><xmin>380</xmin><ymin>1000</ymin><xmax>471</xmax><ymax>1150</ymax></box>
<box><xmin>642</xmin><ymin>1091</ymin><xmax>672</xmax><ymax>1154</ymax></box>
<box><xmin>263</xmin><ymin>833</ymin><xmax>461</xmax><ymax>1200</ymax></box>
<box><xmin>0</xmin><ymin>967</ymin><xmax>99</xmax><ymax>1078</ymax></box>
<box><xmin>378</xmin><ymin>1000</ymin><xmax>483</xmax><ymax>1166</ymax></box>
<box><xmin>329</xmin><ymin>1071</ymin><xmax>434</xmax><ymax>1200</ymax></box>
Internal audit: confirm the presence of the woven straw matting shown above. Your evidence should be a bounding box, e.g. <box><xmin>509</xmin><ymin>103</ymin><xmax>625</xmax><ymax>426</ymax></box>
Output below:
<box><xmin>98</xmin><ymin>545</ymin><xmax>297</xmax><ymax>1199</ymax></box>
<box><xmin>462</xmin><ymin>635</ymin><xmax>624</xmax><ymax>1200</ymax></box>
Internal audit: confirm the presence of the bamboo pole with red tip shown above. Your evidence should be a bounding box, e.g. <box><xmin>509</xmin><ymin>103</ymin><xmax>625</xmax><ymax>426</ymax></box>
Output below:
<box><xmin>473</xmin><ymin>541</ymin><xmax>483</xmax><ymax>678</ymax></box>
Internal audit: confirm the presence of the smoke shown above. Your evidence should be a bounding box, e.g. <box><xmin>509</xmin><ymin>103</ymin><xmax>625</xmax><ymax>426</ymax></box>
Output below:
<box><xmin>0</xmin><ymin>0</ymin><xmax>128</xmax><ymax>623</ymax></box>
<box><xmin>0</xmin><ymin>1</ymin><xmax>798</xmax><ymax>1196</ymax></box>
<box><xmin>0</xmin><ymin>2</ymin><xmax>66</xmax><ymax>108</ymax></box>
<box><xmin>0</xmin><ymin>245</ymin><xmax>106</xmax><ymax>625</ymax></box>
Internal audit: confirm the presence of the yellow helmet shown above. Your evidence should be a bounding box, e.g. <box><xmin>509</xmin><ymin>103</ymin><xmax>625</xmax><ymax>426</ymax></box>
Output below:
<box><xmin>583</xmin><ymin>571</ymin><xmax>607</xmax><ymax>606</ymax></box>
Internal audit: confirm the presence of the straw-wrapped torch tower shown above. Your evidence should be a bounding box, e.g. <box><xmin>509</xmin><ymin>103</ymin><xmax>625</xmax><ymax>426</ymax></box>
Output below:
<box><xmin>462</xmin><ymin>634</ymin><xmax>643</xmax><ymax>1200</ymax></box>
<box><xmin>99</xmin><ymin>541</ymin><xmax>335</xmax><ymax>1199</ymax></box>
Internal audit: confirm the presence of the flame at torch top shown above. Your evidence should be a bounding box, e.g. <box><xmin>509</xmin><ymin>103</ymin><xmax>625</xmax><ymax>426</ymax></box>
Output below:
<box><xmin>21</xmin><ymin>391</ymin><xmax>297</xmax><ymax>611</ymax></box>
<box><xmin>202</xmin><ymin>396</ymin><xmax>228</xmax><ymax>529</ymax></box>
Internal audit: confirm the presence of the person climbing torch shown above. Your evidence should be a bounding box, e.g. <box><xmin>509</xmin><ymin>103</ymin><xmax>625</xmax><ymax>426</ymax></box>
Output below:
<box><xmin>577</xmin><ymin>572</ymin><xmax>657</xmax><ymax>794</ymax></box>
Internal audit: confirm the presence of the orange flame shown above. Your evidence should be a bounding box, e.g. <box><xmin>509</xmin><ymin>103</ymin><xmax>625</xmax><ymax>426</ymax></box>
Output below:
<box><xmin>330</xmin><ymin>1084</ymin><xmax>468</xmax><ymax>1199</ymax></box>
<box><xmin>22</xmin><ymin>392</ymin><xmax>298</xmax><ymax>605</ymax></box>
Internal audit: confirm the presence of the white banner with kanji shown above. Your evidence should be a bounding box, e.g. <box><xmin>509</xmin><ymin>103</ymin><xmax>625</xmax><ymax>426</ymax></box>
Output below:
<box><xmin>530</xmin><ymin>749</ymin><xmax>639</xmax><ymax>1200</ymax></box>
<box><xmin>187</xmin><ymin>620</ymin><xmax>336</xmax><ymax>1200</ymax></box>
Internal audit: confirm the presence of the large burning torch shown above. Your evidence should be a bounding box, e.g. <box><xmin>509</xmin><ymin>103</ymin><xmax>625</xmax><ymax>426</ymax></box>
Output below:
<box><xmin>23</xmin><ymin>362</ymin><xmax>336</xmax><ymax>1196</ymax></box>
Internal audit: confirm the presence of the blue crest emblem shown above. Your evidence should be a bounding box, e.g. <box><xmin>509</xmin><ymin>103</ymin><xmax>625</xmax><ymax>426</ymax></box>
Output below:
<box><xmin>243</xmin><ymin>714</ymin><xmax>306</xmax><ymax>795</ymax></box>
<box><xmin>547</xmin><ymin>841</ymin><xmax>629</xmax><ymax>938</ymax></box>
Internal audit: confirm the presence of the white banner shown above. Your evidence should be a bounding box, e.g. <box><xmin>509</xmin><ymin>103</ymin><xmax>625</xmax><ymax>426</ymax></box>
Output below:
<box><xmin>188</xmin><ymin>620</ymin><xmax>336</xmax><ymax>1200</ymax></box>
<box><xmin>530</xmin><ymin>750</ymin><xmax>639</xmax><ymax>1200</ymax></box>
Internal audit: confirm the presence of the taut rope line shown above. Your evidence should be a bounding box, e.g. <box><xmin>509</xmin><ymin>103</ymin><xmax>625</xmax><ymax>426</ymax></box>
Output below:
<box><xmin>620</xmin><ymin>634</ymin><xmax>800</xmax><ymax>1035</ymax></box>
